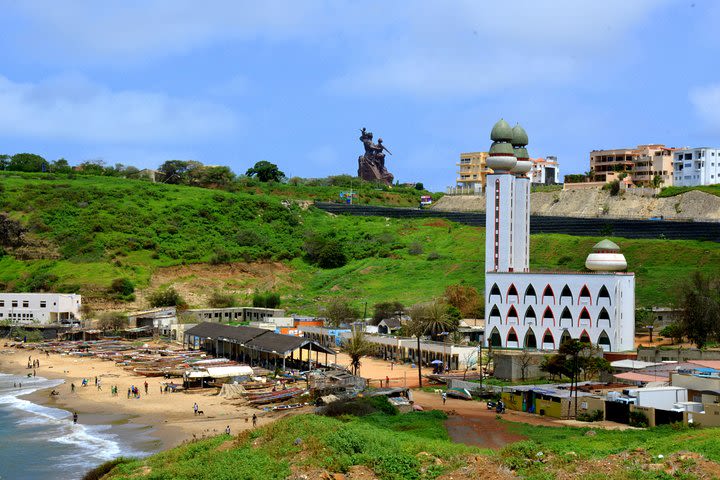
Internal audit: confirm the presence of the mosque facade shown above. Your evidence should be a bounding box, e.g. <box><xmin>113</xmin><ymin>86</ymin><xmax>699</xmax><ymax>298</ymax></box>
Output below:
<box><xmin>483</xmin><ymin>120</ymin><xmax>635</xmax><ymax>352</ymax></box>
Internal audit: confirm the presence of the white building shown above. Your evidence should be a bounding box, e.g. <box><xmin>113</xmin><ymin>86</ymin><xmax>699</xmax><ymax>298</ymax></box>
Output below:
<box><xmin>672</xmin><ymin>147</ymin><xmax>720</xmax><ymax>186</ymax></box>
<box><xmin>0</xmin><ymin>293</ymin><xmax>82</xmax><ymax>325</ymax></box>
<box><xmin>529</xmin><ymin>156</ymin><xmax>560</xmax><ymax>185</ymax></box>
<box><xmin>483</xmin><ymin>120</ymin><xmax>635</xmax><ymax>352</ymax></box>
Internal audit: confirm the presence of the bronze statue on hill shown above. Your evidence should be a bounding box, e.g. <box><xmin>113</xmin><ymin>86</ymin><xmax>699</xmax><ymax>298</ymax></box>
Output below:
<box><xmin>358</xmin><ymin>128</ymin><xmax>394</xmax><ymax>185</ymax></box>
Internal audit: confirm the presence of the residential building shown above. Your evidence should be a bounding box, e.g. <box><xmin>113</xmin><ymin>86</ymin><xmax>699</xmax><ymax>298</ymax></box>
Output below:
<box><xmin>484</xmin><ymin>120</ymin><xmax>635</xmax><ymax>352</ymax></box>
<box><xmin>590</xmin><ymin>144</ymin><xmax>674</xmax><ymax>186</ymax></box>
<box><xmin>529</xmin><ymin>156</ymin><xmax>560</xmax><ymax>185</ymax></box>
<box><xmin>672</xmin><ymin>147</ymin><xmax>720</xmax><ymax>186</ymax></box>
<box><xmin>182</xmin><ymin>307</ymin><xmax>285</xmax><ymax>324</ymax></box>
<box><xmin>456</xmin><ymin>151</ymin><xmax>492</xmax><ymax>193</ymax></box>
<box><xmin>0</xmin><ymin>293</ymin><xmax>82</xmax><ymax>325</ymax></box>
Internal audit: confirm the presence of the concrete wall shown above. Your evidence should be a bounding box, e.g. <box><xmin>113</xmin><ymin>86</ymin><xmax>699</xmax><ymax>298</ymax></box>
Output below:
<box><xmin>493</xmin><ymin>351</ymin><xmax>546</xmax><ymax>381</ymax></box>
<box><xmin>685</xmin><ymin>404</ymin><xmax>720</xmax><ymax>427</ymax></box>
<box><xmin>638</xmin><ymin>347</ymin><xmax>720</xmax><ymax>362</ymax></box>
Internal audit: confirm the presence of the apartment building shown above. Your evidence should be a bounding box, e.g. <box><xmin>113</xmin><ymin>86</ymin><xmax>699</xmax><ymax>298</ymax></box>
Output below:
<box><xmin>590</xmin><ymin>144</ymin><xmax>674</xmax><ymax>186</ymax></box>
<box><xmin>672</xmin><ymin>147</ymin><xmax>720</xmax><ymax>186</ymax></box>
<box><xmin>0</xmin><ymin>293</ymin><xmax>82</xmax><ymax>325</ymax></box>
<box><xmin>456</xmin><ymin>151</ymin><xmax>492</xmax><ymax>193</ymax></box>
<box><xmin>529</xmin><ymin>156</ymin><xmax>560</xmax><ymax>185</ymax></box>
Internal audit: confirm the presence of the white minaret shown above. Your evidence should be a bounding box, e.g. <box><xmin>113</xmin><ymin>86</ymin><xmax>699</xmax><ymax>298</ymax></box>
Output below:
<box><xmin>509</xmin><ymin>124</ymin><xmax>532</xmax><ymax>272</ymax></box>
<box><xmin>485</xmin><ymin>119</ymin><xmax>517</xmax><ymax>273</ymax></box>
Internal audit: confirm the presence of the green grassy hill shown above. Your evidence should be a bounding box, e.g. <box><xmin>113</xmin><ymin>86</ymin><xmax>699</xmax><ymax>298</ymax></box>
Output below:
<box><xmin>1</xmin><ymin>172</ymin><xmax>719</xmax><ymax>312</ymax></box>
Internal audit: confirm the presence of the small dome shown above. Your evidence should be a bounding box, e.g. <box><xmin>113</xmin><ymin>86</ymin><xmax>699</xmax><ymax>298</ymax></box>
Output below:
<box><xmin>511</xmin><ymin>124</ymin><xmax>528</xmax><ymax>147</ymax></box>
<box><xmin>514</xmin><ymin>147</ymin><xmax>529</xmax><ymax>159</ymax></box>
<box><xmin>489</xmin><ymin>141</ymin><xmax>514</xmax><ymax>156</ymax></box>
<box><xmin>592</xmin><ymin>239</ymin><xmax>621</xmax><ymax>252</ymax></box>
<box><xmin>586</xmin><ymin>239</ymin><xmax>626</xmax><ymax>271</ymax></box>
<box><xmin>490</xmin><ymin>119</ymin><xmax>513</xmax><ymax>142</ymax></box>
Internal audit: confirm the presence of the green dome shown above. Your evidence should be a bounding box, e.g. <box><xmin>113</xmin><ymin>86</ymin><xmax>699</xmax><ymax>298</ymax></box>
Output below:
<box><xmin>511</xmin><ymin>124</ymin><xmax>528</xmax><ymax>146</ymax></box>
<box><xmin>490</xmin><ymin>119</ymin><xmax>513</xmax><ymax>142</ymax></box>
<box><xmin>592</xmin><ymin>239</ymin><xmax>620</xmax><ymax>252</ymax></box>
<box><xmin>489</xmin><ymin>141</ymin><xmax>515</xmax><ymax>155</ymax></box>
<box><xmin>514</xmin><ymin>147</ymin><xmax>529</xmax><ymax>159</ymax></box>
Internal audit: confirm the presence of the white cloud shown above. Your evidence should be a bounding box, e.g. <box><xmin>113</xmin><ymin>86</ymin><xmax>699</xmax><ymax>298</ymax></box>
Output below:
<box><xmin>0</xmin><ymin>73</ymin><xmax>241</xmax><ymax>143</ymax></box>
<box><xmin>690</xmin><ymin>84</ymin><xmax>720</xmax><ymax>131</ymax></box>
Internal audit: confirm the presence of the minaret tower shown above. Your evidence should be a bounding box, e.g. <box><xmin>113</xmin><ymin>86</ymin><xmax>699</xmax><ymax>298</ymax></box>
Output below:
<box><xmin>485</xmin><ymin>119</ymin><xmax>517</xmax><ymax>272</ymax></box>
<box><xmin>509</xmin><ymin>124</ymin><xmax>532</xmax><ymax>272</ymax></box>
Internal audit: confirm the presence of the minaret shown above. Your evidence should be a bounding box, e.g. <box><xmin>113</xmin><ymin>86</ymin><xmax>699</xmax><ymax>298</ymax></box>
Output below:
<box><xmin>485</xmin><ymin>119</ymin><xmax>517</xmax><ymax>272</ymax></box>
<box><xmin>509</xmin><ymin>124</ymin><xmax>532</xmax><ymax>272</ymax></box>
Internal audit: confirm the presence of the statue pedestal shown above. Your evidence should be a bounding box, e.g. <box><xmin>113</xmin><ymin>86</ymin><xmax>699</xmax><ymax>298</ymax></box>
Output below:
<box><xmin>358</xmin><ymin>155</ymin><xmax>394</xmax><ymax>185</ymax></box>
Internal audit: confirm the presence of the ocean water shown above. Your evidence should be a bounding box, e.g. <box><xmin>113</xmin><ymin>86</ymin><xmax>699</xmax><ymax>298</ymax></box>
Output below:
<box><xmin>0</xmin><ymin>373</ymin><xmax>150</xmax><ymax>480</ymax></box>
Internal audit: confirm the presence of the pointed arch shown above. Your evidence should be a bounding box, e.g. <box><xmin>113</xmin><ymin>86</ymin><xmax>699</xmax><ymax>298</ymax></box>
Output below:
<box><xmin>506</xmin><ymin>284</ymin><xmax>519</xmax><ymax>303</ymax></box>
<box><xmin>488</xmin><ymin>305</ymin><xmax>501</xmax><ymax>324</ymax></box>
<box><xmin>598</xmin><ymin>285</ymin><xmax>611</xmax><ymax>306</ymax></box>
<box><xmin>524</xmin><ymin>284</ymin><xmax>537</xmax><ymax>303</ymax></box>
<box><xmin>542</xmin><ymin>284</ymin><xmax>555</xmax><ymax>305</ymax></box>
<box><xmin>597</xmin><ymin>330</ymin><xmax>611</xmax><ymax>352</ymax></box>
<box><xmin>524</xmin><ymin>329</ymin><xmax>537</xmax><ymax>349</ymax></box>
<box><xmin>524</xmin><ymin>306</ymin><xmax>537</xmax><ymax>326</ymax></box>
<box><xmin>579</xmin><ymin>329</ymin><xmax>591</xmax><ymax>344</ymax></box>
<box><xmin>506</xmin><ymin>305</ymin><xmax>519</xmax><ymax>325</ymax></box>
<box><xmin>578</xmin><ymin>307</ymin><xmax>592</xmax><ymax>328</ymax></box>
<box><xmin>506</xmin><ymin>327</ymin><xmax>519</xmax><ymax>348</ymax></box>
<box><xmin>560</xmin><ymin>329</ymin><xmax>572</xmax><ymax>346</ymax></box>
<box><xmin>597</xmin><ymin>307</ymin><xmax>611</xmax><ymax>327</ymax></box>
<box><xmin>489</xmin><ymin>327</ymin><xmax>502</xmax><ymax>348</ymax></box>
<box><xmin>559</xmin><ymin>285</ymin><xmax>573</xmax><ymax>305</ymax></box>
<box><xmin>542</xmin><ymin>306</ymin><xmax>555</xmax><ymax>326</ymax></box>
<box><xmin>579</xmin><ymin>285</ymin><xmax>592</xmax><ymax>305</ymax></box>
<box><xmin>559</xmin><ymin>306</ymin><xmax>573</xmax><ymax>328</ymax></box>
<box><xmin>542</xmin><ymin>328</ymin><xmax>555</xmax><ymax>349</ymax></box>
<box><xmin>489</xmin><ymin>283</ymin><xmax>502</xmax><ymax>302</ymax></box>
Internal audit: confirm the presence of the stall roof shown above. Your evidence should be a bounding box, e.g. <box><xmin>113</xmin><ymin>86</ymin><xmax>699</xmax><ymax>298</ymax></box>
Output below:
<box><xmin>184</xmin><ymin>322</ymin><xmax>267</xmax><ymax>343</ymax></box>
<box><xmin>614</xmin><ymin>372</ymin><xmax>668</xmax><ymax>383</ymax></box>
<box><xmin>610</xmin><ymin>359</ymin><xmax>662</xmax><ymax>370</ymax></box>
<box><xmin>245</xmin><ymin>334</ymin><xmax>335</xmax><ymax>356</ymax></box>
<box><xmin>207</xmin><ymin>365</ymin><xmax>254</xmax><ymax>378</ymax></box>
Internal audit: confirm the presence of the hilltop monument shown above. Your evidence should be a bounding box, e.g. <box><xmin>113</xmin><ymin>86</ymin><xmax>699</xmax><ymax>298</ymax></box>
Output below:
<box><xmin>358</xmin><ymin>127</ymin><xmax>394</xmax><ymax>185</ymax></box>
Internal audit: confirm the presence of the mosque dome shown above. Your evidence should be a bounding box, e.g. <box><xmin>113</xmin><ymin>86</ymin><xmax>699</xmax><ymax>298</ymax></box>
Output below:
<box><xmin>490</xmin><ymin>119</ymin><xmax>513</xmax><ymax>142</ymax></box>
<box><xmin>511</xmin><ymin>124</ymin><xmax>528</xmax><ymax>147</ymax></box>
<box><xmin>585</xmin><ymin>239</ymin><xmax>627</xmax><ymax>271</ymax></box>
<box><xmin>487</xmin><ymin>142</ymin><xmax>517</xmax><ymax>171</ymax></box>
<box><xmin>510</xmin><ymin>159</ymin><xmax>532</xmax><ymax>174</ymax></box>
<box><xmin>514</xmin><ymin>147</ymin><xmax>529</xmax><ymax>159</ymax></box>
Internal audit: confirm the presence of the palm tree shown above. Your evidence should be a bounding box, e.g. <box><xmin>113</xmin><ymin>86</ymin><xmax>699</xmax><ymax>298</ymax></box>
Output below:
<box><xmin>407</xmin><ymin>300</ymin><xmax>454</xmax><ymax>387</ymax></box>
<box><xmin>342</xmin><ymin>328</ymin><xmax>377</xmax><ymax>376</ymax></box>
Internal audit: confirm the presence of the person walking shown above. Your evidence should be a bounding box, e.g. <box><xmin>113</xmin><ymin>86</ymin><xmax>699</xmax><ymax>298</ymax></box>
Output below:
<box><xmin>442</xmin><ymin>392</ymin><xmax>447</xmax><ymax>405</ymax></box>
<box><xmin>225</xmin><ymin>425</ymin><xmax>231</xmax><ymax>435</ymax></box>
<box><xmin>72</xmin><ymin>412</ymin><xmax>78</xmax><ymax>424</ymax></box>
<box><xmin>144</xmin><ymin>381</ymin><xmax>148</xmax><ymax>395</ymax></box>
<box><xmin>193</xmin><ymin>403</ymin><xmax>199</xmax><ymax>416</ymax></box>
<box><xmin>252</xmin><ymin>414</ymin><xmax>257</xmax><ymax>428</ymax></box>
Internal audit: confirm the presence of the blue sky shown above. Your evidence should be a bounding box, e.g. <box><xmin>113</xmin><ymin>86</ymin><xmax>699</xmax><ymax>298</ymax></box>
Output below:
<box><xmin>1</xmin><ymin>1</ymin><xmax>720</xmax><ymax>191</ymax></box>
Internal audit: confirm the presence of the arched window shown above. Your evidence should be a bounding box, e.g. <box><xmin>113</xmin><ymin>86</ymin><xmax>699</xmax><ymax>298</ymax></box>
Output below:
<box><xmin>524</xmin><ymin>329</ymin><xmax>537</xmax><ymax>349</ymax></box>
<box><xmin>524</xmin><ymin>284</ymin><xmax>537</xmax><ymax>303</ymax></box>
<box><xmin>542</xmin><ymin>285</ymin><xmax>555</xmax><ymax>304</ymax></box>
<box><xmin>507</xmin><ymin>305</ymin><xmax>519</xmax><ymax>325</ymax></box>
<box><xmin>542</xmin><ymin>329</ymin><xmax>555</xmax><ymax>349</ymax></box>
<box><xmin>489</xmin><ymin>327</ymin><xmax>502</xmax><ymax>348</ymax></box>
<box><xmin>579</xmin><ymin>329</ymin><xmax>591</xmax><ymax>344</ymax></box>
<box><xmin>542</xmin><ymin>306</ymin><xmax>555</xmax><ymax>326</ymax></box>
<box><xmin>578</xmin><ymin>307</ymin><xmax>592</xmax><ymax>327</ymax></box>
<box><xmin>560</xmin><ymin>285</ymin><xmax>573</xmax><ymax>305</ymax></box>
<box><xmin>598</xmin><ymin>285</ymin><xmax>611</xmax><ymax>306</ymax></box>
<box><xmin>524</xmin><ymin>306</ymin><xmax>537</xmax><ymax>326</ymax></box>
<box><xmin>560</xmin><ymin>329</ymin><xmax>572</xmax><ymax>346</ymax></box>
<box><xmin>598</xmin><ymin>330</ymin><xmax>611</xmax><ymax>352</ymax></box>
<box><xmin>507</xmin><ymin>284</ymin><xmax>519</xmax><ymax>303</ymax></box>
<box><xmin>579</xmin><ymin>285</ymin><xmax>592</xmax><ymax>305</ymax></box>
<box><xmin>488</xmin><ymin>305</ymin><xmax>501</xmax><ymax>323</ymax></box>
<box><xmin>489</xmin><ymin>283</ymin><xmax>502</xmax><ymax>302</ymax></box>
<box><xmin>559</xmin><ymin>307</ymin><xmax>573</xmax><ymax>327</ymax></box>
<box><xmin>597</xmin><ymin>307</ymin><xmax>611</xmax><ymax>327</ymax></box>
<box><xmin>507</xmin><ymin>327</ymin><xmax>519</xmax><ymax>347</ymax></box>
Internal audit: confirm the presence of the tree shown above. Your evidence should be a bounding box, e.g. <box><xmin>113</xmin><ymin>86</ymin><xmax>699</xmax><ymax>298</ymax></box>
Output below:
<box><xmin>406</xmin><ymin>300</ymin><xmax>455</xmax><ymax>387</ymax></box>
<box><xmin>559</xmin><ymin>339</ymin><xmax>589</xmax><ymax>418</ymax></box>
<box><xmin>110</xmin><ymin>278</ymin><xmax>135</xmax><ymax>297</ymax></box>
<box><xmin>322</xmin><ymin>297</ymin><xmax>359</xmax><ymax>327</ymax></box>
<box><xmin>414</xmin><ymin>182</ymin><xmax>424</xmax><ymax>190</ymax></box>
<box><xmin>49</xmin><ymin>158</ymin><xmax>72</xmax><ymax>174</ymax></box>
<box><xmin>342</xmin><ymin>329</ymin><xmax>377</xmax><ymax>375</ymax></box>
<box><xmin>444</xmin><ymin>284</ymin><xmax>484</xmax><ymax>318</ymax></box>
<box><xmin>660</xmin><ymin>323</ymin><xmax>684</xmax><ymax>345</ymax></box>
<box><xmin>158</xmin><ymin>160</ymin><xmax>203</xmax><ymax>184</ymax></box>
<box><xmin>9</xmin><ymin>153</ymin><xmax>47</xmax><ymax>172</ymax></box>
<box><xmin>516</xmin><ymin>351</ymin><xmax>538</xmax><ymax>381</ymax></box>
<box><xmin>651</xmin><ymin>174</ymin><xmax>663</xmax><ymax>188</ymax></box>
<box><xmin>679</xmin><ymin>272</ymin><xmax>720</xmax><ymax>348</ymax></box>
<box><xmin>246</xmin><ymin>161</ymin><xmax>284</xmax><ymax>182</ymax></box>
<box><xmin>372</xmin><ymin>301</ymin><xmax>404</xmax><ymax>325</ymax></box>
<box><xmin>208</xmin><ymin>291</ymin><xmax>237</xmax><ymax>308</ymax></box>
<box><xmin>252</xmin><ymin>291</ymin><xmax>281</xmax><ymax>308</ymax></box>
<box><xmin>97</xmin><ymin>312</ymin><xmax>128</xmax><ymax>332</ymax></box>
<box><xmin>148</xmin><ymin>287</ymin><xmax>186</xmax><ymax>308</ymax></box>
<box><xmin>302</xmin><ymin>232</ymin><xmax>347</xmax><ymax>269</ymax></box>
<box><xmin>0</xmin><ymin>154</ymin><xmax>9</xmax><ymax>170</ymax></box>
<box><xmin>540</xmin><ymin>354</ymin><xmax>566</xmax><ymax>381</ymax></box>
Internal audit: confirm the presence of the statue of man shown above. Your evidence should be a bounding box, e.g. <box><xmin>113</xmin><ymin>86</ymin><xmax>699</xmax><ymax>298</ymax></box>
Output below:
<box><xmin>372</xmin><ymin>138</ymin><xmax>392</xmax><ymax>166</ymax></box>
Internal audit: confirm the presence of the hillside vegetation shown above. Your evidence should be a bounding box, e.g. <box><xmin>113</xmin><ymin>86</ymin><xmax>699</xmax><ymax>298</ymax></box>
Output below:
<box><xmin>94</xmin><ymin>410</ymin><xmax>720</xmax><ymax>480</ymax></box>
<box><xmin>1</xmin><ymin>172</ymin><xmax>719</xmax><ymax>311</ymax></box>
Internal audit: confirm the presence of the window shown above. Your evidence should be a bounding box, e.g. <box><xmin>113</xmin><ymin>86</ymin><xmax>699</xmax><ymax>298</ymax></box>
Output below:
<box><xmin>507</xmin><ymin>306</ymin><xmax>519</xmax><ymax>324</ymax></box>
<box><xmin>578</xmin><ymin>308</ymin><xmax>592</xmax><ymax>327</ymax></box>
<box><xmin>40</xmin><ymin>301</ymin><xmax>46</xmax><ymax>308</ymax></box>
<box><xmin>559</xmin><ymin>285</ymin><xmax>573</xmax><ymax>305</ymax></box>
<box><xmin>0</xmin><ymin>301</ymin><xmax>3</xmax><ymax>307</ymax></box>
<box><xmin>489</xmin><ymin>283</ymin><xmax>502</xmax><ymax>301</ymax></box>
<box><xmin>12</xmin><ymin>301</ymin><xmax>17</xmax><ymax>308</ymax></box>
<box><xmin>22</xmin><ymin>301</ymin><xmax>29</xmax><ymax>308</ymax></box>
<box><xmin>560</xmin><ymin>307</ymin><xmax>573</xmax><ymax>327</ymax></box>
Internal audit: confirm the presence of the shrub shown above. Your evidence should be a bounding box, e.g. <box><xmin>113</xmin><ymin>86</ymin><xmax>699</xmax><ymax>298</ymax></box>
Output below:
<box><xmin>148</xmin><ymin>287</ymin><xmax>186</xmax><ymax>308</ymax></box>
<box><xmin>252</xmin><ymin>291</ymin><xmax>281</xmax><ymax>308</ymax></box>
<box><xmin>81</xmin><ymin>458</ymin><xmax>132</xmax><ymax>480</ymax></box>
<box><xmin>209</xmin><ymin>248</ymin><xmax>232</xmax><ymax>265</ymax></box>
<box><xmin>110</xmin><ymin>277</ymin><xmax>135</xmax><ymax>296</ymax></box>
<box><xmin>576</xmin><ymin>410</ymin><xmax>604</xmax><ymax>422</ymax></box>
<box><xmin>322</xmin><ymin>396</ymin><xmax>398</xmax><ymax>417</ymax></box>
<box><xmin>629</xmin><ymin>410</ymin><xmax>649</xmax><ymax>428</ymax></box>
<box><xmin>408</xmin><ymin>242</ymin><xmax>423</xmax><ymax>255</ymax></box>
<box><xmin>208</xmin><ymin>291</ymin><xmax>237</xmax><ymax>308</ymax></box>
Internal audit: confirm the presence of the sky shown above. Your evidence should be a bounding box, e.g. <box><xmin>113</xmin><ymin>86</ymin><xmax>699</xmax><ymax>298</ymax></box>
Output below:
<box><xmin>1</xmin><ymin>1</ymin><xmax>720</xmax><ymax>191</ymax></box>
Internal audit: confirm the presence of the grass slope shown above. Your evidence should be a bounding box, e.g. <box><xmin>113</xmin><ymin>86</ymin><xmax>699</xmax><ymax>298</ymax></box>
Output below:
<box><xmin>658</xmin><ymin>184</ymin><xmax>720</xmax><ymax>198</ymax></box>
<box><xmin>1</xmin><ymin>172</ymin><xmax>719</xmax><ymax>310</ymax></box>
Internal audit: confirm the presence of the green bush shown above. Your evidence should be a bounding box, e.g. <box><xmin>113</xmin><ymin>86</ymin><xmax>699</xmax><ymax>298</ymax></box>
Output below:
<box><xmin>252</xmin><ymin>291</ymin><xmax>281</xmax><ymax>308</ymax></box>
<box><xmin>208</xmin><ymin>291</ymin><xmax>237</xmax><ymax>308</ymax></box>
<box><xmin>81</xmin><ymin>457</ymin><xmax>133</xmax><ymax>480</ymax></box>
<box><xmin>629</xmin><ymin>410</ymin><xmax>649</xmax><ymax>428</ymax></box>
<box><xmin>148</xmin><ymin>287</ymin><xmax>186</xmax><ymax>308</ymax></box>
<box><xmin>576</xmin><ymin>410</ymin><xmax>604</xmax><ymax>422</ymax></box>
<box><xmin>110</xmin><ymin>277</ymin><xmax>134</xmax><ymax>296</ymax></box>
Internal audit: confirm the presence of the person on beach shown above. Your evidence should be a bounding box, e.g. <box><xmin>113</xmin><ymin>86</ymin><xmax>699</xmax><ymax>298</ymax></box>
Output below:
<box><xmin>252</xmin><ymin>414</ymin><xmax>257</xmax><ymax>428</ymax></box>
<box><xmin>33</xmin><ymin>369</ymin><xmax>36</xmax><ymax>377</ymax></box>
<box><xmin>127</xmin><ymin>387</ymin><xmax>131</xmax><ymax>399</ymax></box>
<box><xmin>225</xmin><ymin>425</ymin><xmax>231</xmax><ymax>435</ymax></box>
<box><xmin>71</xmin><ymin>383</ymin><xmax>75</xmax><ymax>392</ymax></box>
<box><xmin>144</xmin><ymin>381</ymin><xmax>148</xmax><ymax>395</ymax></box>
<box><xmin>94</xmin><ymin>376</ymin><xmax>98</xmax><ymax>386</ymax></box>
<box><xmin>97</xmin><ymin>380</ymin><xmax>102</xmax><ymax>391</ymax></box>
<box><xmin>193</xmin><ymin>403</ymin><xmax>199</xmax><ymax>415</ymax></box>
<box><xmin>386</xmin><ymin>375</ymin><xmax>390</xmax><ymax>387</ymax></box>
<box><xmin>159</xmin><ymin>384</ymin><xmax>163</xmax><ymax>395</ymax></box>
<box><xmin>72</xmin><ymin>412</ymin><xmax>78</xmax><ymax>424</ymax></box>
<box><xmin>442</xmin><ymin>392</ymin><xmax>447</xmax><ymax>405</ymax></box>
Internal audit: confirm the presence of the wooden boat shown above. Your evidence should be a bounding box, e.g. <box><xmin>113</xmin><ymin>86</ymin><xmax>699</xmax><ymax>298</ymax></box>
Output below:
<box><xmin>247</xmin><ymin>388</ymin><xmax>305</xmax><ymax>405</ymax></box>
<box><xmin>445</xmin><ymin>387</ymin><xmax>473</xmax><ymax>401</ymax></box>
<box><xmin>133</xmin><ymin>367</ymin><xmax>165</xmax><ymax>377</ymax></box>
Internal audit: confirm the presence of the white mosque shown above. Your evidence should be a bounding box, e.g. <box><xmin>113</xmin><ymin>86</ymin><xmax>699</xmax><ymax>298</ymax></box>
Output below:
<box><xmin>483</xmin><ymin>120</ymin><xmax>635</xmax><ymax>352</ymax></box>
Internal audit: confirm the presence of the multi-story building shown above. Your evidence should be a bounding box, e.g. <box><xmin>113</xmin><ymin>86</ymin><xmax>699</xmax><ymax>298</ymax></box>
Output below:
<box><xmin>457</xmin><ymin>151</ymin><xmax>492</xmax><ymax>193</ymax></box>
<box><xmin>590</xmin><ymin>144</ymin><xmax>674</xmax><ymax>186</ymax></box>
<box><xmin>672</xmin><ymin>147</ymin><xmax>720</xmax><ymax>186</ymax></box>
<box><xmin>0</xmin><ymin>293</ymin><xmax>82</xmax><ymax>325</ymax></box>
<box><xmin>529</xmin><ymin>156</ymin><xmax>560</xmax><ymax>185</ymax></box>
<box><xmin>485</xmin><ymin>120</ymin><xmax>635</xmax><ymax>352</ymax></box>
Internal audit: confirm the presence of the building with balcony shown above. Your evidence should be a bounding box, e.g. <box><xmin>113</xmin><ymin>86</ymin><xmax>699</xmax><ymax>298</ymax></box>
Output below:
<box><xmin>529</xmin><ymin>156</ymin><xmax>560</xmax><ymax>185</ymax></box>
<box><xmin>590</xmin><ymin>145</ymin><xmax>674</xmax><ymax>186</ymax></box>
<box><xmin>456</xmin><ymin>151</ymin><xmax>492</xmax><ymax>193</ymax></box>
<box><xmin>0</xmin><ymin>293</ymin><xmax>82</xmax><ymax>325</ymax></box>
<box><xmin>672</xmin><ymin>147</ymin><xmax>720</xmax><ymax>187</ymax></box>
